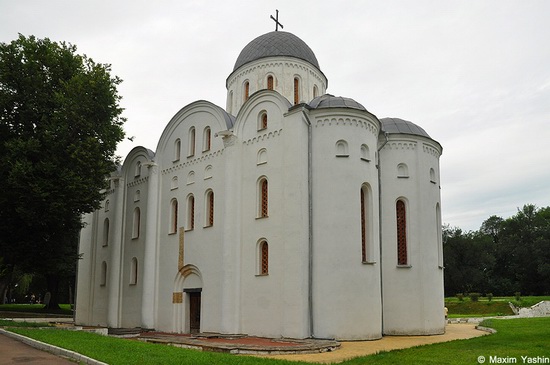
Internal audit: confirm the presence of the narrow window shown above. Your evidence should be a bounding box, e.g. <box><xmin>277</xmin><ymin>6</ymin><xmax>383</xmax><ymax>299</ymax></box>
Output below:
<box><xmin>203</xmin><ymin>127</ymin><xmax>211</xmax><ymax>152</ymax></box>
<box><xmin>174</xmin><ymin>139</ymin><xmax>181</xmax><ymax>161</ymax></box>
<box><xmin>188</xmin><ymin>127</ymin><xmax>196</xmax><ymax>157</ymax></box>
<box><xmin>360</xmin><ymin>189</ymin><xmax>367</xmax><ymax>262</ymax></box>
<box><xmin>135</xmin><ymin>161</ymin><xmax>142</xmax><ymax>178</ymax></box>
<box><xmin>267</xmin><ymin>75</ymin><xmax>274</xmax><ymax>90</ymax></box>
<box><xmin>130</xmin><ymin>257</ymin><xmax>138</xmax><ymax>285</ymax></box>
<box><xmin>313</xmin><ymin>85</ymin><xmax>318</xmax><ymax>98</ymax></box>
<box><xmin>103</xmin><ymin>218</ymin><xmax>109</xmax><ymax>247</ymax></box>
<box><xmin>244</xmin><ymin>81</ymin><xmax>250</xmax><ymax>101</ymax></box>
<box><xmin>170</xmin><ymin>198</ymin><xmax>178</xmax><ymax>234</ymax></box>
<box><xmin>100</xmin><ymin>262</ymin><xmax>107</xmax><ymax>286</ymax></box>
<box><xmin>260</xmin><ymin>241</ymin><xmax>269</xmax><ymax>275</ymax></box>
<box><xmin>186</xmin><ymin>195</ymin><xmax>195</xmax><ymax>230</ymax></box>
<box><xmin>259</xmin><ymin>178</ymin><xmax>268</xmax><ymax>218</ymax></box>
<box><xmin>104</xmin><ymin>200</ymin><xmax>110</xmax><ymax>212</ymax></box>
<box><xmin>205</xmin><ymin>190</ymin><xmax>214</xmax><ymax>227</ymax></box>
<box><xmin>396</xmin><ymin>200</ymin><xmax>408</xmax><ymax>265</ymax></box>
<box><xmin>132</xmin><ymin>207</ymin><xmax>141</xmax><ymax>239</ymax></box>
<box><xmin>134</xmin><ymin>190</ymin><xmax>141</xmax><ymax>202</ymax></box>
<box><xmin>294</xmin><ymin>78</ymin><xmax>300</xmax><ymax>105</ymax></box>
<box><xmin>259</xmin><ymin>112</ymin><xmax>268</xmax><ymax>130</ymax></box>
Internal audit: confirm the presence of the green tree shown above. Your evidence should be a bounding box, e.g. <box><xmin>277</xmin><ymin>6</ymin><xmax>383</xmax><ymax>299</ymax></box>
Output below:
<box><xmin>442</xmin><ymin>225</ymin><xmax>495</xmax><ymax>295</ymax></box>
<box><xmin>0</xmin><ymin>35</ymin><xmax>125</xmax><ymax>308</ymax></box>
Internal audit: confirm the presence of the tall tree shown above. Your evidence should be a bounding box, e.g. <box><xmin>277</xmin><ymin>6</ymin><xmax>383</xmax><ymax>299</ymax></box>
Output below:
<box><xmin>0</xmin><ymin>35</ymin><xmax>125</xmax><ymax>308</ymax></box>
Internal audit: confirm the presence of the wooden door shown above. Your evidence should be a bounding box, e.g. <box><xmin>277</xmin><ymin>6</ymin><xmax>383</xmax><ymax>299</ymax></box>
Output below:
<box><xmin>189</xmin><ymin>292</ymin><xmax>201</xmax><ymax>334</ymax></box>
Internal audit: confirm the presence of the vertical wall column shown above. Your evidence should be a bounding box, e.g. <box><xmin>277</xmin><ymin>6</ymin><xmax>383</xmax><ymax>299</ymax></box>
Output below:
<box><xmin>220</xmin><ymin>133</ymin><xmax>242</xmax><ymax>334</ymax></box>
<box><xmin>141</xmin><ymin>162</ymin><xmax>159</xmax><ymax>329</ymax></box>
<box><xmin>107</xmin><ymin>177</ymin><xmax>125</xmax><ymax>328</ymax></box>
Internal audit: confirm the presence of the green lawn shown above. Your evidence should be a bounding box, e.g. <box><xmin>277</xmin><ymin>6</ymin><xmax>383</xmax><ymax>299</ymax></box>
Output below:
<box><xmin>7</xmin><ymin>317</ymin><xmax>550</xmax><ymax>365</ymax></box>
<box><xmin>0</xmin><ymin>304</ymin><xmax>73</xmax><ymax>316</ymax></box>
<box><xmin>445</xmin><ymin>296</ymin><xmax>550</xmax><ymax>317</ymax></box>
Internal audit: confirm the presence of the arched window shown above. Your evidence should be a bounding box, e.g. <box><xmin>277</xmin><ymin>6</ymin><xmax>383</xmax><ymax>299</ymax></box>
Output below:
<box><xmin>260</xmin><ymin>240</ymin><xmax>269</xmax><ymax>275</ymax></box>
<box><xmin>267</xmin><ymin>75</ymin><xmax>274</xmax><ymax>90</ymax></box>
<box><xmin>257</xmin><ymin>148</ymin><xmax>267</xmax><ymax>165</ymax></box>
<box><xmin>174</xmin><ymin>139</ymin><xmax>181</xmax><ymax>161</ymax></box>
<box><xmin>100</xmin><ymin>261</ymin><xmax>107</xmax><ymax>286</ymax></box>
<box><xmin>203</xmin><ymin>127</ymin><xmax>211</xmax><ymax>152</ymax></box>
<box><xmin>186</xmin><ymin>195</ymin><xmax>195</xmax><ymax>231</ymax></box>
<box><xmin>130</xmin><ymin>257</ymin><xmax>138</xmax><ymax>285</ymax></box>
<box><xmin>313</xmin><ymin>85</ymin><xmax>318</xmax><ymax>98</ymax></box>
<box><xmin>396</xmin><ymin>200</ymin><xmax>408</xmax><ymax>265</ymax></box>
<box><xmin>135</xmin><ymin>161</ymin><xmax>142</xmax><ymax>178</ymax></box>
<box><xmin>294</xmin><ymin>77</ymin><xmax>300</xmax><ymax>105</ymax></box>
<box><xmin>259</xmin><ymin>112</ymin><xmax>268</xmax><ymax>130</ymax></box>
<box><xmin>205</xmin><ymin>190</ymin><xmax>214</xmax><ymax>227</ymax></box>
<box><xmin>244</xmin><ymin>81</ymin><xmax>250</xmax><ymax>101</ymax></box>
<box><xmin>188</xmin><ymin>127</ymin><xmax>196</xmax><ymax>157</ymax></box>
<box><xmin>103</xmin><ymin>218</ymin><xmax>109</xmax><ymax>247</ymax></box>
<box><xmin>170</xmin><ymin>198</ymin><xmax>178</xmax><ymax>234</ymax></box>
<box><xmin>335</xmin><ymin>140</ymin><xmax>349</xmax><ymax>157</ymax></box>
<box><xmin>360</xmin><ymin>144</ymin><xmax>371</xmax><ymax>161</ymax></box>
<box><xmin>132</xmin><ymin>207</ymin><xmax>141</xmax><ymax>239</ymax></box>
<box><xmin>171</xmin><ymin>176</ymin><xmax>178</xmax><ymax>190</ymax></box>
<box><xmin>258</xmin><ymin>178</ymin><xmax>268</xmax><ymax>218</ymax></box>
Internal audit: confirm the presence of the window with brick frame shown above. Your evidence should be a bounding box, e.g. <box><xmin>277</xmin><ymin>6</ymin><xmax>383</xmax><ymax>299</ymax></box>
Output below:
<box><xmin>396</xmin><ymin>199</ymin><xmax>408</xmax><ymax>265</ymax></box>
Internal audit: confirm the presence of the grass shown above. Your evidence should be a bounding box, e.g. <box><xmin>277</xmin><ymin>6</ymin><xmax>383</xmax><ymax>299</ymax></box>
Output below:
<box><xmin>0</xmin><ymin>319</ymin><xmax>52</xmax><ymax>327</ymax></box>
<box><xmin>340</xmin><ymin>317</ymin><xmax>550</xmax><ymax>365</ymax></box>
<box><xmin>8</xmin><ymin>317</ymin><xmax>550</xmax><ymax>365</ymax></box>
<box><xmin>0</xmin><ymin>304</ymin><xmax>73</xmax><ymax>316</ymax></box>
<box><xmin>444</xmin><ymin>295</ymin><xmax>550</xmax><ymax>317</ymax></box>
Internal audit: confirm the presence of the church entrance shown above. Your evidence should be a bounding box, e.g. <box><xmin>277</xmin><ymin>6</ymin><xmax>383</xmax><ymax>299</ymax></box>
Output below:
<box><xmin>188</xmin><ymin>291</ymin><xmax>201</xmax><ymax>334</ymax></box>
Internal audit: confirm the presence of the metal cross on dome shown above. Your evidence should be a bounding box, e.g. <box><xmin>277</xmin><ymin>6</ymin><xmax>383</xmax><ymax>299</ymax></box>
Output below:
<box><xmin>270</xmin><ymin>10</ymin><xmax>284</xmax><ymax>31</ymax></box>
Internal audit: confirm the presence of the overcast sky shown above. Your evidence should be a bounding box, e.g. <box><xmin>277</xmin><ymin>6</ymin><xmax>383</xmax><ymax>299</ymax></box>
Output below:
<box><xmin>2</xmin><ymin>0</ymin><xmax>549</xmax><ymax>231</ymax></box>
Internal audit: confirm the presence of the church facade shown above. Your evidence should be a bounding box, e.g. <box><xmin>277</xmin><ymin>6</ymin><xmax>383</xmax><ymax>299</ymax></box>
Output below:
<box><xmin>75</xmin><ymin>30</ymin><xmax>445</xmax><ymax>340</ymax></box>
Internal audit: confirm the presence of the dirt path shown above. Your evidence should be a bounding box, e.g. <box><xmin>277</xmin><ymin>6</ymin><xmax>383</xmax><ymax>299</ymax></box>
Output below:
<box><xmin>260</xmin><ymin>324</ymin><xmax>488</xmax><ymax>363</ymax></box>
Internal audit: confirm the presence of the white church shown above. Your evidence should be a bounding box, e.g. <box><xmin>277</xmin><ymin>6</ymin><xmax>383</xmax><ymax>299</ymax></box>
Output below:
<box><xmin>75</xmin><ymin>29</ymin><xmax>445</xmax><ymax>340</ymax></box>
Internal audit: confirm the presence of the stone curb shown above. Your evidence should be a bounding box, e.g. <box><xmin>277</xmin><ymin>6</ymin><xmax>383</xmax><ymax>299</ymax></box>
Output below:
<box><xmin>0</xmin><ymin>328</ymin><xmax>108</xmax><ymax>365</ymax></box>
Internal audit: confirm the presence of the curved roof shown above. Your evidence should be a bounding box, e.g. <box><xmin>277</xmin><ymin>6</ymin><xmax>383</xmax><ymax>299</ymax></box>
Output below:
<box><xmin>309</xmin><ymin>94</ymin><xmax>367</xmax><ymax>111</ymax></box>
<box><xmin>233</xmin><ymin>31</ymin><xmax>320</xmax><ymax>71</ymax></box>
<box><xmin>380</xmin><ymin>117</ymin><xmax>431</xmax><ymax>138</ymax></box>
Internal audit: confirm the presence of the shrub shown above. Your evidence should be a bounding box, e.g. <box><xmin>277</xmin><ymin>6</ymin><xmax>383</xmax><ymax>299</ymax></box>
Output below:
<box><xmin>515</xmin><ymin>292</ymin><xmax>521</xmax><ymax>301</ymax></box>
<box><xmin>469</xmin><ymin>292</ymin><xmax>481</xmax><ymax>302</ymax></box>
<box><xmin>487</xmin><ymin>293</ymin><xmax>493</xmax><ymax>301</ymax></box>
<box><xmin>456</xmin><ymin>293</ymin><xmax>464</xmax><ymax>301</ymax></box>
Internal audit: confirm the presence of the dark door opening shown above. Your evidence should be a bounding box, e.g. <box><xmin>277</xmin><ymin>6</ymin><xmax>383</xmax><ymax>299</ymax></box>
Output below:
<box><xmin>189</xmin><ymin>292</ymin><xmax>201</xmax><ymax>334</ymax></box>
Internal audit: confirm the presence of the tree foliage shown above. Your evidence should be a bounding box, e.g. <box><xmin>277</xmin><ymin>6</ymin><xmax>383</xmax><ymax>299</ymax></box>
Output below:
<box><xmin>0</xmin><ymin>35</ymin><xmax>125</xmax><ymax>306</ymax></box>
<box><xmin>444</xmin><ymin>204</ymin><xmax>550</xmax><ymax>296</ymax></box>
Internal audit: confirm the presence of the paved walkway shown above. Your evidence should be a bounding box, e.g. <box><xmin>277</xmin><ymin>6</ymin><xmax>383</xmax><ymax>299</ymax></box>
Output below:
<box><xmin>0</xmin><ymin>332</ymin><xmax>76</xmax><ymax>365</ymax></box>
<box><xmin>261</xmin><ymin>324</ymin><xmax>488</xmax><ymax>363</ymax></box>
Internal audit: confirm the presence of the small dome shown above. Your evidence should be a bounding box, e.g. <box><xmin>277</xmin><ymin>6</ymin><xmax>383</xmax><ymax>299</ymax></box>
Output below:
<box><xmin>380</xmin><ymin>117</ymin><xmax>431</xmax><ymax>138</ymax></box>
<box><xmin>233</xmin><ymin>31</ymin><xmax>320</xmax><ymax>72</ymax></box>
<box><xmin>309</xmin><ymin>94</ymin><xmax>367</xmax><ymax>111</ymax></box>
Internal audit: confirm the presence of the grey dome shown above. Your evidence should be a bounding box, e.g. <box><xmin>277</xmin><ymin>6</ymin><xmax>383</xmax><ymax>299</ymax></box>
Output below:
<box><xmin>233</xmin><ymin>31</ymin><xmax>320</xmax><ymax>71</ymax></box>
<box><xmin>380</xmin><ymin>117</ymin><xmax>431</xmax><ymax>138</ymax></box>
<box><xmin>309</xmin><ymin>94</ymin><xmax>367</xmax><ymax>111</ymax></box>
